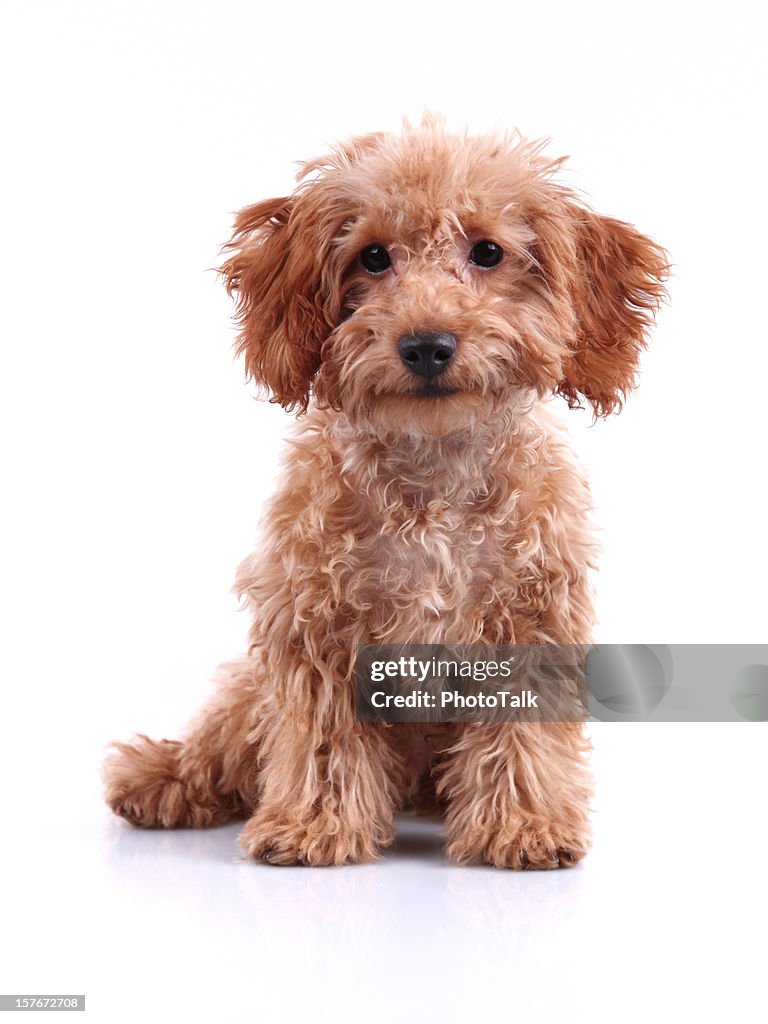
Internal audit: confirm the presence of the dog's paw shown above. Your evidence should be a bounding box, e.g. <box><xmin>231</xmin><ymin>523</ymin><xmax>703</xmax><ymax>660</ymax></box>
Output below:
<box><xmin>239</xmin><ymin>809</ymin><xmax>390</xmax><ymax>866</ymax></box>
<box><xmin>446</xmin><ymin>818</ymin><xmax>588</xmax><ymax>870</ymax></box>
<box><xmin>103</xmin><ymin>737</ymin><xmax>237</xmax><ymax>828</ymax></box>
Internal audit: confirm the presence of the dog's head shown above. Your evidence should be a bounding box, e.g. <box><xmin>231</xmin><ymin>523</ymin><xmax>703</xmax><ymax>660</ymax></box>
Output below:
<box><xmin>221</xmin><ymin>120</ymin><xmax>668</xmax><ymax>437</ymax></box>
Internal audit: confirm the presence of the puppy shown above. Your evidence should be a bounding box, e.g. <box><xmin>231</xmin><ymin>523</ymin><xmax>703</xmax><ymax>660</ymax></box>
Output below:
<box><xmin>104</xmin><ymin>119</ymin><xmax>668</xmax><ymax>868</ymax></box>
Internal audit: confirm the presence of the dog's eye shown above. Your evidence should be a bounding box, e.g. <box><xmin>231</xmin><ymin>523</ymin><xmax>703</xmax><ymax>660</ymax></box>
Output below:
<box><xmin>469</xmin><ymin>240</ymin><xmax>504</xmax><ymax>268</ymax></box>
<box><xmin>360</xmin><ymin>244</ymin><xmax>392</xmax><ymax>274</ymax></box>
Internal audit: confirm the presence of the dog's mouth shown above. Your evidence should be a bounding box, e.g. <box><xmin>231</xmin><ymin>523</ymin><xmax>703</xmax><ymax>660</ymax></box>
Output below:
<box><xmin>413</xmin><ymin>385</ymin><xmax>459</xmax><ymax>399</ymax></box>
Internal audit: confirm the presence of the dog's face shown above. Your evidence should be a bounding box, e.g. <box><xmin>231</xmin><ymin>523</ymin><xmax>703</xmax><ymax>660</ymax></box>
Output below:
<box><xmin>222</xmin><ymin>122</ymin><xmax>668</xmax><ymax>437</ymax></box>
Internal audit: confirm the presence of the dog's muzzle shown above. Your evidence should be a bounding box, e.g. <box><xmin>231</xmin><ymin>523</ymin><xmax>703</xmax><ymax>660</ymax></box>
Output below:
<box><xmin>398</xmin><ymin>332</ymin><xmax>456</xmax><ymax>378</ymax></box>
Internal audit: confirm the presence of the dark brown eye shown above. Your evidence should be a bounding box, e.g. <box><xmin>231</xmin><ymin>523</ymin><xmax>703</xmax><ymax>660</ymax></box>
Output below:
<box><xmin>469</xmin><ymin>240</ymin><xmax>504</xmax><ymax>268</ymax></box>
<box><xmin>360</xmin><ymin>244</ymin><xmax>391</xmax><ymax>274</ymax></box>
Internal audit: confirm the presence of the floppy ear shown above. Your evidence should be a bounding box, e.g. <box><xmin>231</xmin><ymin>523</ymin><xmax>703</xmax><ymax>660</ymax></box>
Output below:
<box><xmin>549</xmin><ymin>206</ymin><xmax>669</xmax><ymax>417</ymax></box>
<box><xmin>220</xmin><ymin>184</ymin><xmax>344</xmax><ymax>411</ymax></box>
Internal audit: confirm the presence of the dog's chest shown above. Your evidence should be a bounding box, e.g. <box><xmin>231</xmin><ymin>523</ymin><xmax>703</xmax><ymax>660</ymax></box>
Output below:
<box><xmin>353</xmin><ymin>499</ymin><xmax>519</xmax><ymax>643</ymax></box>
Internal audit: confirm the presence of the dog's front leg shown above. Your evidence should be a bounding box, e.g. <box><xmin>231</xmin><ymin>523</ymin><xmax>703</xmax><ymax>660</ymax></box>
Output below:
<box><xmin>438</xmin><ymin>721</ymin><xmax>591</xmax><ymax>869</ymax></box>
<box><xmin>238</xmin><ymin>655</ymin><xmax>403</xmax><ymax>866</ymax></box>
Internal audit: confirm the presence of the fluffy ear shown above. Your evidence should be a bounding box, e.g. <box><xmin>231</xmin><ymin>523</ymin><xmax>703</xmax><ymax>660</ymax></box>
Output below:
<box><xmin>551</xmin><ymin>206</ymin><xmax>669</xmax><ymax>417</ymax></box>
<box><xmin>220</xmin><ymin>185</ymin><xmax>344</xmax><ymax>411</ymax></box>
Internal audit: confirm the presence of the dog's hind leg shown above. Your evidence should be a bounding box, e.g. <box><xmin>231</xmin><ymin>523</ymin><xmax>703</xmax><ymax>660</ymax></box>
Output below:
<box><xmin>103</xmin><ymin>655</ymin><xmax>264</xmax><ymax>828</ymax></box>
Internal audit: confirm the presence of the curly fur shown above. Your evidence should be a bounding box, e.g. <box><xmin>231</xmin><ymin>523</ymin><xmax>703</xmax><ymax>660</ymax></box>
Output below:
<box><xmin>104</xmin><ymin>118</ymin><xmax>668</xmax><ymax>868</ymax></box>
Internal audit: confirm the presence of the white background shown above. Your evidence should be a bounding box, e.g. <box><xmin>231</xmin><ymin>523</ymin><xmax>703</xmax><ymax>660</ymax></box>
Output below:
<box><xmin>1</xmin><ymin>1</ymin><xmax>766</xmax><ymax>1021</ymax></box>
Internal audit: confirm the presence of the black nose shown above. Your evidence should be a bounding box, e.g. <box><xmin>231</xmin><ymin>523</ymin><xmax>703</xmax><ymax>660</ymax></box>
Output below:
<box><xmin>398</xmin><ymin>332</ymin><xmax>457</xmax><ymax>378</ymax></box>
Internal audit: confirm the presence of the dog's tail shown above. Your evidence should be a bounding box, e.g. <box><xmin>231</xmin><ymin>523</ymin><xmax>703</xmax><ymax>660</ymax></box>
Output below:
<box><xmin>103</xmin><ymin>656</ymin><xmax>262</xmax><ymax>828</ymax></box>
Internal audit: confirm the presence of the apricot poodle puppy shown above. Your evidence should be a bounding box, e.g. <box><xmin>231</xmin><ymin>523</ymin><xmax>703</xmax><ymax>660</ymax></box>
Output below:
<box><xmin>104</xmin><ymin>120</ymin><xmax>668</xmax><ymax>868</ymax></box>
